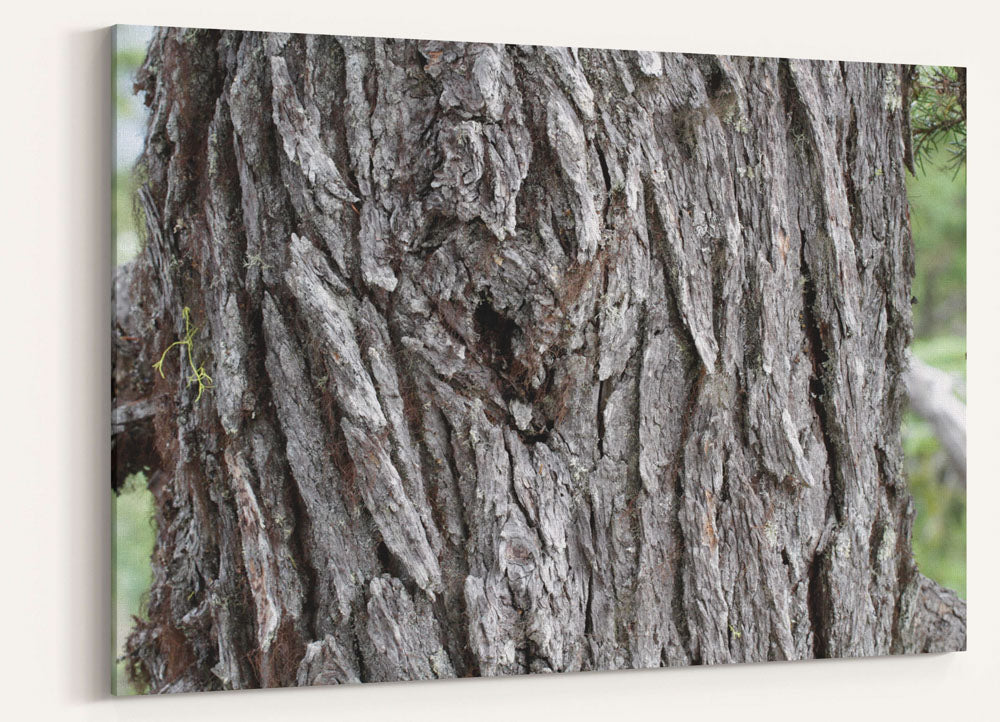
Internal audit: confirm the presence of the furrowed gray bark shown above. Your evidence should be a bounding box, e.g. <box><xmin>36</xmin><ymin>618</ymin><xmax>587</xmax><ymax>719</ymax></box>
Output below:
<box><xmin>113</xmin><ymin>29</ymin><xmax>965</xmax><ymax>693</ymax></box>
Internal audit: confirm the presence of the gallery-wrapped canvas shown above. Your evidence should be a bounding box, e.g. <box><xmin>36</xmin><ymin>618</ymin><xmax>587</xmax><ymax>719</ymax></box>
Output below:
<box><xmin>112</xmin><ymin>25</ymin><xmax>967</xmax><ymax>694</ymax></box>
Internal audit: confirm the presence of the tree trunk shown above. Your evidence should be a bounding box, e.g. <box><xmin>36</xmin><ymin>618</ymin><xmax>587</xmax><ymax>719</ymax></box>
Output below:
<box><xmin>113</xmin><ymin>28</ymin><xmax>966</xmax><ymax>693</ymax></box>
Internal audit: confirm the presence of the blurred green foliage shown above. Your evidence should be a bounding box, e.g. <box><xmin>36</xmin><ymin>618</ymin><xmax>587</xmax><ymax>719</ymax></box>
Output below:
<box><xmin>114</xmin><ymin>35</ymin><xmax>148</xmax><ymax>264</ymax></box>
<box><xmin>907</xmin><ymin>141</ymin><xmax>967</xmax><ymax>339</ymax></box>
<box><xmin>904</xmin><ymin>337</ymin><xmax>966</xmax><ymax>599</ymax></box>
<box><xmin>113</xmin><ymin>30</ymin><xmax>154</xmax><ymax>695</ymax></box>
<box><xmin>902</xmin><ymin>114</ymin><xmax>967</xmax><ymax>599</ymax></box>
<box><xmin>112</xmin><ymin>473</ymin><xmax>156</xmax><ymax>695</ymax></box>
<box><xmin>114</xmin><ymin>47</ymin><xmax>146</xmax><ymax>117</ymax></box>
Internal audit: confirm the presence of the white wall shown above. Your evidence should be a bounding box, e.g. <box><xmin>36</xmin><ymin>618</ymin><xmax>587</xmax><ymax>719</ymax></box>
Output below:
<box><xmin>2</xmin><ymin>2</ymin><xmax>995</xmax><ymax>719</ymax></box>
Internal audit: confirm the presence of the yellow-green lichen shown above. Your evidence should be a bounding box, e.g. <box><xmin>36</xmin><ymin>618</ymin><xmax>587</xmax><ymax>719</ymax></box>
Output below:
<box><xmin>152</xmin><ymin>306</ymin><xmax>214</xmax><ymax>402</ymax></box>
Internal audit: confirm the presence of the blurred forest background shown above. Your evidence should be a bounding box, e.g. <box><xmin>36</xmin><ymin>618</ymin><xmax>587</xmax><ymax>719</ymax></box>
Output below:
<box><xmin>111</xmin><ymin>32</ymin><xmax>967</xmax><ymax>694</ymax></box>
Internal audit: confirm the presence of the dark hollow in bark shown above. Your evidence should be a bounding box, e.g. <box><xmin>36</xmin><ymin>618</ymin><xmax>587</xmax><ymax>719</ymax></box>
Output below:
<box><xmin>112</xmin><ymin>28</ymin><xmax>966</xmax><ymax>693</ymax></box>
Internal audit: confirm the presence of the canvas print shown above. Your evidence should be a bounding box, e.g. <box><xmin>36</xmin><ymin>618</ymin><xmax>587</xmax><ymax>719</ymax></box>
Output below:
<box><xmin>112</xmin><ymin>25</ymin><xmax>967</xmax><ymax>694</ymax></box>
